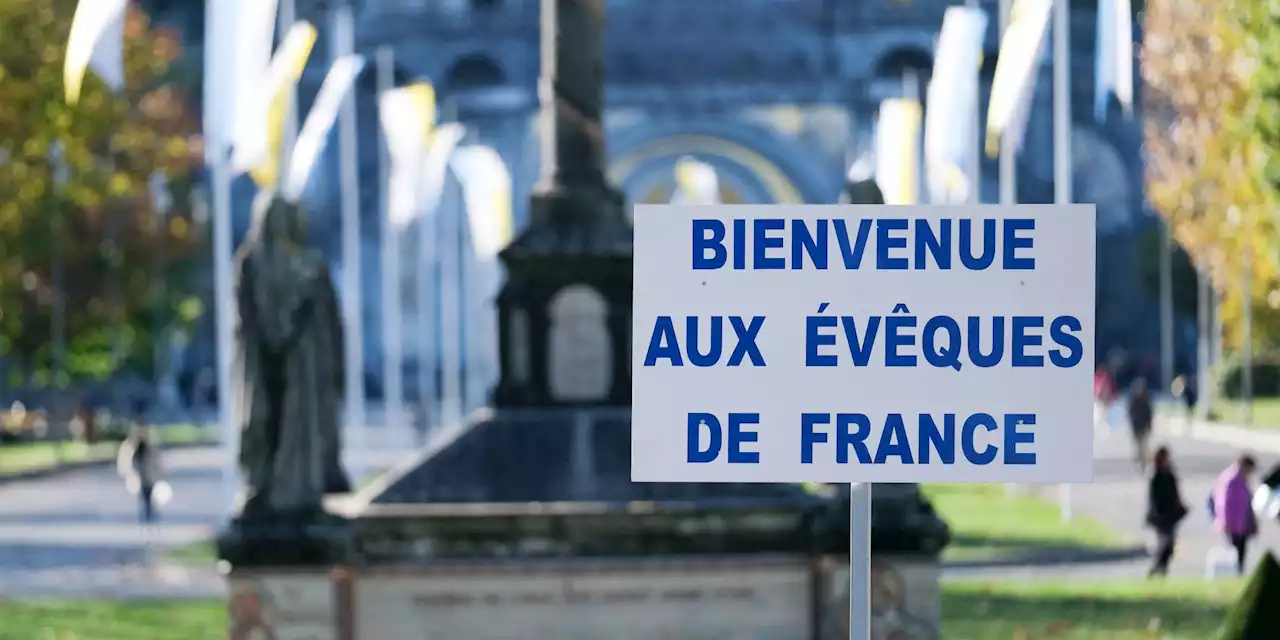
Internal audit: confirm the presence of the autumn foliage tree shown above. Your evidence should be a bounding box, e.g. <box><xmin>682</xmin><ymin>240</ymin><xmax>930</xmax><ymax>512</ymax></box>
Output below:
<box><xmin>1142</xmin><ymin>0</ymin><xmax>1280</xmax><ymax>350</ymax></box>
<box><xmin>0</xmin><ymin>0</ymin><xmax>202</xmax><ymax>387</ymax></box>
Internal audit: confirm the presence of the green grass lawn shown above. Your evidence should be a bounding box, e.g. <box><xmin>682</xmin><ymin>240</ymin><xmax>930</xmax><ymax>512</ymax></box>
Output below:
<box><xmin>167</xmin><ymin>538</ymin><xmax>218</xmax><ymax>564</ymax></box>
<box><xmin>0</xmin><ymin>600</ymin><xmax>226</xmax><ymax>640</ymax></box>
<box><xmin>924</xmin><ymin>483</ymin><xmax>1124</xmax><ymax>563</ymax></box>
<box><xmin>0</xmin><ymin>425</ymin><xmax>214</xmax><ymax>477</ymax></box>
<box><xmin>944</xmin><ymin>578</ymin><xmax>1245</xmax><ymax>639</ymax></box>
<box><xmin>1214</xmin><ymin>397</ymin><xmax>1280</xmax><ymax>428</ymax></box>
<box><xmin>0</xmin><ymin>579</ymin><xmax>1245</xmax><ymax>639</ymax></box>
<box><xmin>0</xmin><ymin>440</ymin><xmax>117</xmax><ymax>476</ymax></box>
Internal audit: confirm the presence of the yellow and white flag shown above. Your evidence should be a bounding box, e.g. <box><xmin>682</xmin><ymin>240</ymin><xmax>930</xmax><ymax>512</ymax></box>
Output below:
<box><xmin>1094</xmin><ymin>0</ymin><xmax>1134</xmax><ymax>120</ymax></box>
<box><xmin>379</xmin><ymin>82</ymin><xmax>438</xmax><ymax>227</ymax></box>
<box><xmin>280</xmin><ymin>54</ymin><xmax>367</xmax><ymax>201</ymax></box>
<box><xmin>230</xmin><ymin>0</ymin><xmax>281</xmax><ymax>144</ymax></box>
<box><xmin>671</xmin><ymin>156</ymin><xmax>722</xmax><ymax>205</ymax></box>
<box><xmin>64</xmin><ymin>0</ymin><xmax>128</xmax><ymax>104</ymax></box>
<box><xmin>419</xmin><ymin>123</ymin><xmax>469</xmax><ymax>223</ymax></box>
<box><xmin>875</xmin><ymin>98</ymin><xmax>922</xmax><ymax>205</ymax></box>
<box><xmin>230</xmin><ymin>21</ymin><xmax>318</xmax><ymax>187</ymax></box>
<box><xmin>450</xmin><ymin>144</ymin><xmax>512</xmax><ymax>403</ymax></box>
<box><xmin>986</xmin><ymin>0</ymin><xmax>1052</xmax><ymax>158</ymax></box>
<box><xmin>451</xmin><ymin>145</ymin><xmax>514</xmax><ymax>260</ymax></box>
<box><xmin>925</xmin><ymin>6</ymin><xmax>987</xmax><ymax>204</ymax></box>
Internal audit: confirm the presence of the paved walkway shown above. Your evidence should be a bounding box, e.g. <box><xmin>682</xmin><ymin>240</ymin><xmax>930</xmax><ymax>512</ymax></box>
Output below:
<box><xmin>946</xmin><ymin>417</ymin><xmax>1280</xmax><ymax>582</ymax></box>
<box><xmin>4</xmin><ymin>417</ymin><xmax>1278</xmax><ymax>597</ymax></box>
<box><xmin>0</xmin><ymin>427</ymin><xmax>423</xmax><ymax>599</ymax></box>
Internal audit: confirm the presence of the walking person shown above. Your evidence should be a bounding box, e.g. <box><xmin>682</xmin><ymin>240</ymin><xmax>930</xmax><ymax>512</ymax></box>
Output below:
<box><xmin>1213</xmin><ymin>454</ymin><xmax>1259</xmax><ymax>575</ymax></box>
<box><xmin>1128</xmin><ymin>378</ymin><xmax>1155</xmax><ymax>471</ymax></box>
<box><xmin>116</xmin><ymin>418</ymin><xmax>167</xmax><ymax>546</ymax></box>
<box><xmin>1145</xmin><ymin>446</ymin><xmax>1188</xmax><ymax>577</ymax></box>
<box><xmin>1170</xmin><ymin>374</ymin><xmax>1197</xmax><ymax>433</ymax></box>
<box><xmin>1095</xmin><ymin>365</ymin><xmax>1118</xmax><ymax>430</ymax></box>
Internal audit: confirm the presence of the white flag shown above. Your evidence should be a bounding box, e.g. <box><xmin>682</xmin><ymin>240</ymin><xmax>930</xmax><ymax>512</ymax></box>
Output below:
<box><xmin>280</xmin><ymin>55</ymin><xmax>367</xmax><ymax>202</ymax></box>
<box><xmin>229</xmin><ymin>0</ymin><xmax>281</xmax><ymax>148</ymax></box>
<box><xmin>986</xmin><ymin>0</ymin><xmax>1053</xmax><ymax>158</ymax></box>
<box><xmin>380</xmin><ymin>83</ymin><xmax>438</xmax><ymax>228</ymax></box>
<box><xmin>875</xmin><ymin>99</ymin><xmax>922</xmax><ymax>206</ymax></box>
<box><xmin>64</xmin><ymin>0</ymin><xmax>127</xmax><ymax>104</ymax></box>
<box><xmin>1094</xmin><ymin>0</ymin><xmax>1134</xmax><ymax>120</ymax></box>
<box><xmin>229</xmin><ymin>21</ymin><xmax>318</xmax><ymax>179</ymax></box>
<box><xmin>419</xmin><ymin>123</ymin><xmax>469</xmax><ymax>222</ymax></box>
<box><xmin>450</xmin><ymin>145</ymin><xmax>514</xmax><ymax>260</ymax></box>
<box><xmin>671</xmin><ymin>157</ymin><xmax>722</xmax><ymax>205</ymax></box>
<box><xmin>450</xmin><ymin>144</ymin><xmax>512</xmax><ymax>408</ymax></box>
<box><xmin>925</xmin><ymin>6</ymin><xmax>988</xmax><ymax>204</ymax></box>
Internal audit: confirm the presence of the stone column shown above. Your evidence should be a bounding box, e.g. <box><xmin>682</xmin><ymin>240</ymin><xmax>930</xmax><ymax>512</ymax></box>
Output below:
<box><xmin>493</xmin><ymin>0</ymin><xmax>631</xmax><ymax>408</ymax></box>
<box><xmin>530</xmin><ymin>0</ymin><xmax>618</xmax><ymax>225</ymax></box>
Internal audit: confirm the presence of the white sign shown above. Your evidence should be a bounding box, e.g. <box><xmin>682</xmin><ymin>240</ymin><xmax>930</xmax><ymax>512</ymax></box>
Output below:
<box><xmin>632</xmin><ymin>204</ymin><xmax>1096</xmax><ymax>483</ymax></box>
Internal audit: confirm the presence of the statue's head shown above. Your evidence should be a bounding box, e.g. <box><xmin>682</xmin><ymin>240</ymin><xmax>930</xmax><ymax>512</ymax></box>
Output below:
<box><xmin>251</xmin><ymin>191</ymin><xmax>308</xmax><ymax>252</ymax></box>
<box><xmin>841</xmin><ymin>178</ymin><xmax>886</xmax><ymax>205</ymax></box>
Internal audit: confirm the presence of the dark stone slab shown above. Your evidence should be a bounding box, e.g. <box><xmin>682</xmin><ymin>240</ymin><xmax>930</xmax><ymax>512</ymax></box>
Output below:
<box><xmin>217</xmin><ymin>508</ymin><xmax>354</xmax><ymax>568</ymax></box>
<box><xmin>357</xmin><ymin>408</ymin><xmax>949</xmax><ymax>560</ymax></box>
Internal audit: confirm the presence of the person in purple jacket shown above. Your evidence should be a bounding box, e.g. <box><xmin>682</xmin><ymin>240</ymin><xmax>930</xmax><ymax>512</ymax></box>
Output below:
<box><xmin>1214</xmin><ymin>454</ymin><xmax>1259</xmax><ymax>574</ymax></box>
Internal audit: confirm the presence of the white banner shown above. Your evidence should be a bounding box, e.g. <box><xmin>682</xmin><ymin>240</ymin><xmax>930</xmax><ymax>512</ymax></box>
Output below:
<box><xmin>986</xmin><ymin>0</ymin><xmax>1053</xmax><ymax>157</ymax></box>
<box><xmin>672</xmin><ymin>157</ymin><xmax>722</xmax><ymax>205</ymax></box>
<box><xmin>419</xmin><ymin>124</ymin><xmax>469</xmax><ymax>223</ymax></box>
<box><xmin>632</xmin><ymin>204</ymin><xmax>1097</xmax><ymax>483</ymax></box>
<box><xmin>450</xmin><ymin>145</ymin><xmax>513</xmax><ymax>409</ymax></box>
<box><xmin>451</xmin><ymin>145</ymin><xmax>513</xmax><ymax>260</ymax></box>
<box><xmin>1094</xmin><ymin>0</ymin><xmax>1134</xmax><ymax>120</ymax></box>
<box><xmin>230</xmin><ymin>21</ymin><xmax>317</xmax><ymax>177</ymax></box>
<box><xmin>229</xmin><ymin>0</ymin><xmax>280</xmax><ymax>150</ymax></box>
<box><xmin>875</xmin><ymin>99</ymin><xmax>922</xmax><ymax>206</ymax></box>
<box><xmin>64</xmin><ymin>0</ymin><xmax>127</xmax><ymax>104</ymax></box>
<box><xmin>925</xmin><ymin>6</ymin><xmax>988</xmax><ymax>204</ymax></box>
<box><xmin>379</xmin><ymin>83</ymin><xmax>437</xmax><ymax>228</ymax></box>
<box><xmin>282</xmin><ymin>54</ymin><xmax>368</xmax><ymax>202</ymax></box>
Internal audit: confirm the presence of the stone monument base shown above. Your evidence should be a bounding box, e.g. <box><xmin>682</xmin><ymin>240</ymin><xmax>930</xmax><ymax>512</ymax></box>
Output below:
<box><xmin>221</xmin><ymin>553</ymin><xmax>940</xmax><ymax>639</ymax></box>
<box><xmin>225</xmin><ymin>566</ymin><xmax>355</xmax><ymax>640</ymax></box>
<box><xmin>217</xmin><ymin>509</ymin><xmax>353</xmax><ymax>568</ymax></box>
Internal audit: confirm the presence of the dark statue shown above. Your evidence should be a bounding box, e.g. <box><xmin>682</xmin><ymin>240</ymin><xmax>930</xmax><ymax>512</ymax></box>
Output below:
<box><xmin>218</xmin><ymin>193</ymin><xmax>352</xmax><ymax>566</ymax></box>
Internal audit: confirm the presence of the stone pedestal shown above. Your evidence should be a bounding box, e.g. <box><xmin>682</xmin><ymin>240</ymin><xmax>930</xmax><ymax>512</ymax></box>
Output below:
<box><xmin>217</xmin><ymin>509</ymin><xmax>354</xmax><ymax>568</ymax></box>
<box><xmin>224</xmin><ymin>567</ymin><xmax>355</xmax><ymax>640</ymax></box>
<box><xmin>822</xmin><ymin>557</ymin><xmax>942</xmax><ymax>640</ymax></box>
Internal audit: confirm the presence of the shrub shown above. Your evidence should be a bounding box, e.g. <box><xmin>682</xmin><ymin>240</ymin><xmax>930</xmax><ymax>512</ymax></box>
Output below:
<box><xmin>1218</xmin><ymin>353</ymin><xmax>1280</xmax><ymax>399</ymax></box>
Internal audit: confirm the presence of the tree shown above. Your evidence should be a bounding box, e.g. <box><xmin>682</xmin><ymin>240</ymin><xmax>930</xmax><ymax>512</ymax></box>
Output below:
<box><xmin>0</xmin><ymin>0</ymin><xmax>202</xmax><ymax>388</ymax></box>
<box><xmin>1142</xmin><ymin>0</ymin><xmax>1279</xmax><ymax>351</ymax></box>
<box><xmin>1217</xmin><ymin>551</ymin><xmax>1280</xmax><ymax>639</ymax></box>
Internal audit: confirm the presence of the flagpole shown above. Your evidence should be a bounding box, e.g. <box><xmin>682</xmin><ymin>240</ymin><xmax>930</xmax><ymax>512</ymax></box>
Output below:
<box><xmin>47</xmin><ymin>145</ymin><xmax>68</xmax><ymax>397</ymax></box>
<box><xmin>279</xmin><ymin>0</ymin><xmax>298</xmax><ymax>155</ymax></box>
<box><xmin>203</xmin><ymin>0</ymin><xmax>239</xmax><ymax>522</ymax></box>
<box><xmin>333</xmin><ymin>3</ymin><xmax>367</xmax><ymax>449</ymax></box>
<box><xmin>1159</xmin><ymin>219</ymin><xmax>1174</xmax><ymax>394</ymax></box>
<box><xmin>150</xmin><ymin>174</ymin><xmax>172</xmax><ymax>418</ymax></box>
<box><xmin>438</xmin><ymin>99</ymin><xmax>463</xmax><ymax>428</ymax></box>
<box><xmin>1053</xmin><ymin>0</ymin><xmax>1072</xmax><ymax>205</ymax></box>
<box><xmin>376</xmin><ymin>45</ymin><xmax>405</xmax><ymax>440</ymax></box>
<box><xmin>998</xmin><ymin>0</ymin><xmax>1016</xmax><ymax>206</ymax></box>
<box><xmin>965</xmin><ymin>0</ymin><xmax>981</xmax><ymax>205</ymax></box>
<box><xmin>1053</xmin><ymin>0</ymin><xmax>1074</xmax><ymax>523</ymax></box>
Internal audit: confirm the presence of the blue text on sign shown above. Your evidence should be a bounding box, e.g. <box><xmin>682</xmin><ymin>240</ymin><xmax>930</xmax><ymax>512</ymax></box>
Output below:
<box><xmin>685</xmin><ymin>411</ymin><xmax>1037</xmax><ymax>466</ymax></box>
<box><xmin>691</xmin><ymin>217</ymin><xmax>1036</xmax><ymax>271</ymax></box>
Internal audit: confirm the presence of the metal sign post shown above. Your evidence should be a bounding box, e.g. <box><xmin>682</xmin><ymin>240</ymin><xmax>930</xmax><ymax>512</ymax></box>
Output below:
<box><xmin>850</xmin><ymin>482</ymin><xmax>872</xmax><ymax>639</ymax></box>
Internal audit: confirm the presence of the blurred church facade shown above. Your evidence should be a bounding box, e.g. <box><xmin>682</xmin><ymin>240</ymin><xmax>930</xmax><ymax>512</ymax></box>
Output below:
<box><xmin>147</xmin><ymin>0</ymin><xmax>1165</xmax><ymax>400</ymax></box>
